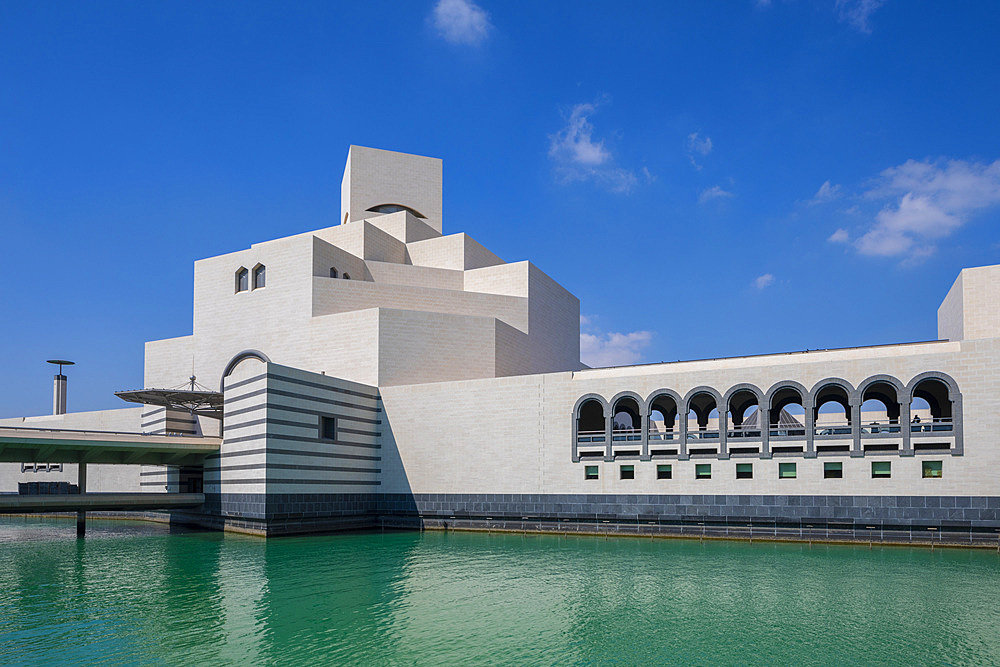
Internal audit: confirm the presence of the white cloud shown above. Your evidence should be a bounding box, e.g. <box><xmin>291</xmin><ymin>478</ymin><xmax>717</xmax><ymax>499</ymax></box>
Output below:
<box><xmin>579</xmin><ymin>314</ymin><xmax>654</xmax><ymax>367</ymax></box>
<box><xmin>810</xmin><ymin>180</ymin><xmax>842</xmax><ymax>204</ymax></box>
<box><xmin>548</xmin><ymin>103</ymin><xmax>640</xmax><ymax>194</ymax></box>
<box><xmin>698</xmin><ymin>185</ymin><xmax>735</xmax><ymax>204</ymax></box>
<box><xmin>687</xmin><ymin>132</ymin><xmax>713</xmax><ymax>169</ymax></box>
<box><xmin>828</xmin><ymin>228</ymin><xmax>850</xmax><ymax>243</ymax></box>
<box><xmin>580</xmin><ymin>331</ymin><xmax>654</xmax><ymax>368</ymax></box>
<box><xmin>854</xmin><ymin>158</ymin><xmax>1000</xmax><ymax>258</ymax></box>
<box><xmin>836</xmin><ymin>0</ymin><xmax>886</xmax><ymax>34</ymax></box>
<box><xmin>432</xmin><ymin>0</ymin><xmax>491</xmax><ymax>46</ymax></box>
<box><xmin>549</xmin><ymin>103</ymin><xmax>610</xmax><ymax>166</ymax></box>
<box><xmin>753</xmin><ymin>273</ymin><xmax>775</xmax><ymax>290</ymax></box>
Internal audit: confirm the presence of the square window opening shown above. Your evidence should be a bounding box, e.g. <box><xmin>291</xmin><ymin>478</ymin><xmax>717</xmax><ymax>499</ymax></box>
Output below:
<box><xmin>922</xmin><ymin>460</ymin><xmax>943</xmax><ymax>479</ymax></box>
<box><xmin>736</xmin><ymin>463</ymin><xmax>753</xmax><ymax>479</ymax></box>
<box><xmin>620</xmin><ymin>465</ymin><xmax>635</xmax><ymax>480</ymax></box>
<box><xmin>695</xmin><ymin>463</ymin><xmax>712</xmax><ymax>480</ymax></box>
<box><xmin>656</xmin><ymin>464</ymin><xmax>672</xmax><ymax>480</ymax></box>
<box><xmin>778</xmin><ymin>462</ymin><xmax>797</xmax><ymax>479</ymax></box>
<box><xmin>585</xmin><ymin>465</ymin><xmax>599</xmax><ymax>481</ymax></box>
<box><xmin>871</xmin><ymin>461</ymin><xmax>891</xmax><ymax>478</ymax></box>
<box><xmin>824</xmin><ymin>462</ymin><xmax>843</xmax><ymax>479</ymax></box>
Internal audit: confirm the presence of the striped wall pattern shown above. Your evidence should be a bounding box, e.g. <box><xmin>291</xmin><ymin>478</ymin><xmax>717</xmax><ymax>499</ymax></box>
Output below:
<box><xmin>208</xmin><ymin>362</ymin><xmax>382</xmax><ymax>523</ymax></box>
<box><xmin>140</xmin><ymin>407</ymin><xmax>202</xmax><ymax>491</ymax></box>
<box><xmin>141</xmin><ymin>407</ymin><xmax>201</xmax><ymax>436</ymax></box>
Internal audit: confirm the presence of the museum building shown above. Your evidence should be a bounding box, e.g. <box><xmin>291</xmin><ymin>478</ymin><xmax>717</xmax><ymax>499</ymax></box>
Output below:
<box><xmin>2</xmin><ymin>146</ymin><xmax>999</xmax><ymax>544</ymax></box>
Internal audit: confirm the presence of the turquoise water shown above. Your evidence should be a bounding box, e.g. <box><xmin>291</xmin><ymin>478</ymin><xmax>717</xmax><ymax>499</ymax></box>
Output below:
<box><xmin>2</xmin><ymin>518</ymin><xmax>1000</xmax><ymax>666</ymax></box>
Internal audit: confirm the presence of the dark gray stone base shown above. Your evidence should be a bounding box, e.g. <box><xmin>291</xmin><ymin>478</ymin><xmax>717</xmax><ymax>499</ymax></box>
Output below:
<box><xmin>163</xmin><ymin>493</ymin><xmax>1000</xmax><ymax>545</ymax></box>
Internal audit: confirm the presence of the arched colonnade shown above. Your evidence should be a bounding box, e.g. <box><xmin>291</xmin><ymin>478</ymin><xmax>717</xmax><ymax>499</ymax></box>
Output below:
<box><xmin>572</xmin><ymin>372</ymin><xmax>962</xmax><ymax>462</ymax></box>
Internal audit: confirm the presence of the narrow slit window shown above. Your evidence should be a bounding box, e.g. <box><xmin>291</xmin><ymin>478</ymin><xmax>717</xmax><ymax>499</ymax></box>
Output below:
<box><xmin>922</xmin><ymin>460</ymin><xmax>943</xmax><ymax>478</ymax></box>
<box><xmin>253</xmin><ymin>264</ymin><xmax>266</xmax><ymax>289</ymax></box>
<box><xmin>824</xmin><ymin>461</ymin><xmax>843</xmax><ymax>479</ymax></box>
<box><xmin>620</xmin><ymin>465</ymin><xmax>634</xmax><ymax>480</ymax></box>
<box><xmin>235</xmin><ymin>267</ymin><xmax>249</xmax><ymax>293</ymax></box>
<box><xmin>584</xmin><ymin>465</ymin><xmax>599</xmax><ymax>481</ymax></box>
<box><xmin>656</xmin><ymin>464</ymin><xmax>672</xmax><ymax>480</ymax></box>
<box><xmin>736</xmin><ymin>463</ymin><xmax>753</xmax><ymax>479</ymax></box>
<box><xmin>320</xmin><ymin>416</ymin><xmax>337</xmax><ymax>441</ymax></box>
<box><xmin>330</xmin><ymin>267</ymin><xmax>338</xmax><ymax>278</ymax></box>
<box><xmin>343</xmin><ymin>273</ymin><xmax>351</xmax><ymax>280</ymax></box>
<box><xmin>695</xmin><ymin>463</ymin><xmax>712</xmax><ymax>480</ymax></box>
<box><xmin>778</xmin><ymin>462</ymin><xmax>797</xmax><ymax>479</ymax></box>
<box><xmin>871</xmin><ymin>461</ymin><xmax>891</xmax><ymax>478</ymax></box>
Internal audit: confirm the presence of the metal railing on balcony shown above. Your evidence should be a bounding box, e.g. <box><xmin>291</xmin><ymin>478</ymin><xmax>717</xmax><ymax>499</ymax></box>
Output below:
<box><xmin>814</xmin><ymin>423</ymin><xmax>852</xmax><ymax>436</ymax></box>
<box><xmin>727</xmin><ymin>425</ymin><xmax>762</xmax><ymax>439</ymax></box>
<box><xmin>648</xmin><ymin>428</ymin><xmax>677</xmax><ymax>442</ymax></box>
<box><xmin>910</xmin><ymin>417</ymin><xmax>953</xmax><ymax>433</ymax></box>
<box><xmin>687</xmin><ymin>429</ymin><xmax>720</xmax><ymax>440</ymax></box>
<box><xmin>768</xmin><ymin>425</ymin><xmax>807</xmax><ymax>437</ymax></box>
<box><xmin>860</xmin><ymin>420</ymin><xmax>902</xmax><ymax>435</ymax></box>
<box><xmin>612</xmin><ymin>428</ymin><xmax>642</xmax><ymax>442</ymax></box>
<box><xmin>576</xmin><ymin>430</ymin><xmax>606</xmax><ymax>443</ymax></box>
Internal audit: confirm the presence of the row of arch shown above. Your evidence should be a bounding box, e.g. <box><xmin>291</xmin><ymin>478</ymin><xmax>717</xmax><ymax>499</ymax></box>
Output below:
<box><xmin>329</xmin><ymin>267</ymin><xmax>352</xmax><ymax>280</ymax></box>
<box><xmin>573</xmin><ymin>372</ymin><xmax>962</xmax><ymax>462</ymax></box>
<box><xmin>235</xmin><ymin>264</ymin><xmax>266</xmax><ymax>293</ymax></box>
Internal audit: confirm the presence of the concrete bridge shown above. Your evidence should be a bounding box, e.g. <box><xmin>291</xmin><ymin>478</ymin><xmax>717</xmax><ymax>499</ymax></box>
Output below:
<box><xmin>0</xmin><ymin>426</ymin><xmax>220</xmax><ymax>466</ymax></box>
<box><xmin>0</xmin><ymin>492</ymin><xmax>205</xmax><ymax>513</ymax></box>
<box><xmin>0</xmin><ymin>426</ymin><xmax>220</xmax><ymax>535</ymax></box>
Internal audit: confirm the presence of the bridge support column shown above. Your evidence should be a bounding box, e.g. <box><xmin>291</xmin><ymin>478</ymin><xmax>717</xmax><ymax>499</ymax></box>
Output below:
<box><xmin>76</xmin><ymin>463</ymin><xmax>87</xmax><ymax>538</ymax></box>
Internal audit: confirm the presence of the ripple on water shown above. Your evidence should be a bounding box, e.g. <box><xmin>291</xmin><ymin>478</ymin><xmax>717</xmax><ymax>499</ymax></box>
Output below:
<box><xmin>2</xmin><ymin>519</ymin><xmax>1000</xmax><ymax>666</ymax></box>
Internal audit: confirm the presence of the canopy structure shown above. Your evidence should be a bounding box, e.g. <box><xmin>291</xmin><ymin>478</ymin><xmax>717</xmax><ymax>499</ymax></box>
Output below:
<box><xmin>115</xmin><ymin>376</ymin><xmax>223</xmax><ymax>419</ymax></box>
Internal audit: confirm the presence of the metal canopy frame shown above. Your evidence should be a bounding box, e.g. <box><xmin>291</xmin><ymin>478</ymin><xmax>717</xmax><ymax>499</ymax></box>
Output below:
<box><xmin>115</xmin><ymin>376</ymin><xmax>223</xmax><ymax>419</ymax></box>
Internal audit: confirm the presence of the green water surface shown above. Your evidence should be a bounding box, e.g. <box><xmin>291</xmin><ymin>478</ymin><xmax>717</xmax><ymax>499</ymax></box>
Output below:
<box><xmin>2</xmin><ymin>517</ymin><xmax>999</xmax><ymax>666</ymax></box>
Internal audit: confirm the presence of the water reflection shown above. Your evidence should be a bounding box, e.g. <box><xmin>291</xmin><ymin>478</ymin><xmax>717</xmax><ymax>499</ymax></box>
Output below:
<box><xmin>2</xmin><ymin>518</ymin><xmax>1000</xmax><ymax>666</ymax></box>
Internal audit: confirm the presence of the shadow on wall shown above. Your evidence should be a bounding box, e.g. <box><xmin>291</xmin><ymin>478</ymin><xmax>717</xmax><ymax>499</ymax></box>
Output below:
<box><xmin>376</xmin><ymin>410</ymin><xmax>418</xmax><ymax>519</ymax></box>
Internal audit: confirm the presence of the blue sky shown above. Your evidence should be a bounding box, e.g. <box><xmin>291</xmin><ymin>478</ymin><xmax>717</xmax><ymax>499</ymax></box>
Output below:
<box><xmin>2</xmin><ymin>0</ymin><xmax>1000</xmax><ymax>416</ymax></box>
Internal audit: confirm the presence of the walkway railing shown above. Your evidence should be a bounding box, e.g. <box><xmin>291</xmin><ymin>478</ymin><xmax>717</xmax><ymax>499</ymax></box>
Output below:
<box><xmin>728</xmin><ymin>425</ymin><xmax>762</xmax><ymax>438</ymax></box>
<box><xmin>0</xmin><ymin>425</ymin><xmax>201</xmax><ymax>438</ymax></box>
<box><xmin>910</xmin><ymin>417</ymin><xmax>953</xmax><ymax>433</ymax></box>
<box><xmin>612</xmin><ymin>428</ymin><xmax>642</xmax><ymax>442</ymax></box>
<box><xmin>687</xmin><ymin>429</ymin><xmax>720</xmax><ymax>440</ymax></box>
<box><xmin>768</xmin><ymin>425</ymin><xmax>807</xmax><ymax>437</ymax></box>
<box><xmin>861</xmin><ymin>420</ymin><xmax>902</xmax><ymax>435</ymax></box>
<box><xmin>648</xmin><ymin>429</ymin><xmax>677</xmax><ymax>442</ymax></box>
<box><xmin>576</xmin><ymin>430</ymin><xmax>606</xmax><ymax>443</ymax></box>
<box><xmin>814</xmin><ymin>423</ymin><xmax>852</xmax><ymax>436</ymax></box>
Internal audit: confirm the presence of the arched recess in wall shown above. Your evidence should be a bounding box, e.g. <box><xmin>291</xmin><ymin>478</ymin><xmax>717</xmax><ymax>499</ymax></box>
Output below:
<box><xmin>220</xmin><ymin>349</ymin><xmax>272</xmax><ymax>391</ymax></box>
<box><xmin>366</xmin><ymin>203</ymin><xmax>427</xmax><ymax>219</ymax></box>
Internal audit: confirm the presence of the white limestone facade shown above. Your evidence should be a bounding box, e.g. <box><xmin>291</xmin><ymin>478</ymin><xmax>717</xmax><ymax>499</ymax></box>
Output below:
<box><xmin>2</xmin><ymin>145</ymin><xmax>999</xmax><ymax>542</ymax></box>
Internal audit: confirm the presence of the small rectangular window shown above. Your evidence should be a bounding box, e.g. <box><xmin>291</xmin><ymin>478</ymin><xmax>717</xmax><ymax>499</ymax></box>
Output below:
<box><xmin>695</xmin><ymin>463</ymin><xmax>711</xmax><ymax>480</ymax></box>
<box><xmin>824</xmin><ymin>462</ymin><xmax>843</xmax><ymax>479</ymax></box>
<box><xmin>778</xmin><ymin>462</ymin><xmax>797</xmax><ymax>479</ymax></box>
<box><xmin>871</xmin><ymin>461</ymin><xmax>891</xmax><ymax>478</ymax></box>
<box><xmin>320</xmin><ymin>416</ymin><xmax>337</xmax><ymax>441</ymax></box>
<box><xmin>922</xmin><ymin>460</ymin><xmax>943</xmax><ymax>478</ymax></box>
<box><xmin>736</xmin><ymin>463</ymin><xmax>753</xmax><ymax>479</ymax></box>
<box><xmin>620</xmin><ymin>465</ymin><xmax>634</xmax><ymax>480</ymax></box>
<box><xmin>656</xmin><ymin>464</ymin><xmax>672</xmax><ymax>480</ymax></box>
<box><xmin>585</xmin><ymin>465</ymin><xmax>599</xmax><ymax>480</ymax></box>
